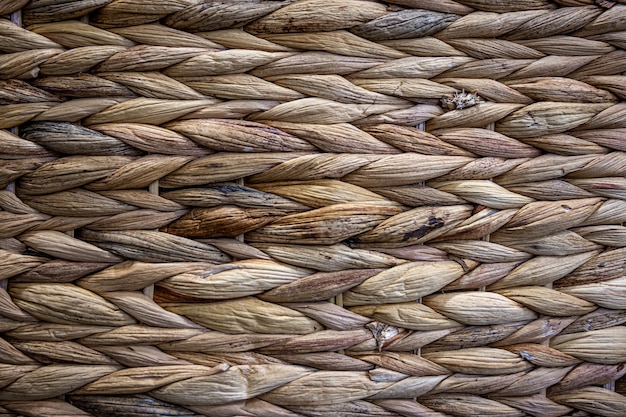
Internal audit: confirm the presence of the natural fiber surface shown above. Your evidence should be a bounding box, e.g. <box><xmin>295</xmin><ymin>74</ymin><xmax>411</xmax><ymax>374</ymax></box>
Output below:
<box><xmin>1</xmin><ymin>0</ymin><xmax>626</xmax><ymax>416</ymax></box>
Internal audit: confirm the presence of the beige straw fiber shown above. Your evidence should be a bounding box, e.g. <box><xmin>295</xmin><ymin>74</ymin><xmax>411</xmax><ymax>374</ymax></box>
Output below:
<box><xmin>1</xmin><ymin>0</ymin><xmax>626</xmax><ymax>415</ymax></box>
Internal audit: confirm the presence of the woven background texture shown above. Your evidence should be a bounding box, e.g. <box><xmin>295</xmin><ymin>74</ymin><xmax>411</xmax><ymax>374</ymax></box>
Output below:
<box><xmin>1</xmin><ymin>0</ymin><xmax>626</xmax><ymax>416</ymax></box>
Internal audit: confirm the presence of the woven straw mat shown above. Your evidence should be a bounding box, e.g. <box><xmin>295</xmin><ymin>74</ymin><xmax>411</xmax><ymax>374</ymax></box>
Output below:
<box><xmin>1</xmin><ymin>0</ymin><xmax>626</xmax><ymax>416</ymax></box>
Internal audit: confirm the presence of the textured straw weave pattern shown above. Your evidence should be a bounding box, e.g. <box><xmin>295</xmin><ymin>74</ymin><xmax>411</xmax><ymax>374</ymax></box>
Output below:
<box><xmin>1</xmin><ymin>0</ymin><xmax>626</xmax><ymax>416</ymax></box>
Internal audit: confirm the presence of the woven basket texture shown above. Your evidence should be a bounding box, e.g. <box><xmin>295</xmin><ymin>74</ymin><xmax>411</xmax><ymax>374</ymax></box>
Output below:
<box><xmin>1</xmin><ymin>0</ymin><xmax>626</xmax><ymax>415</ymax></box>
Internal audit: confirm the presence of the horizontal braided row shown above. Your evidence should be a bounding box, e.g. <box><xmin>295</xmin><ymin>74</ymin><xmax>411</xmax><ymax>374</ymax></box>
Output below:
<box><xmin>1</xmin><ymin>54</ymin><xmax>625</xmax><ymax>128</ymax></box>
<box><xmin>2</xmin><ymin>250</ymin><xmax>626</xmax><ymax>329</ymax></box>
<box><xmin>2</xmin><ymin>1</ymin><xmax>626</xmax><ymax>40</ymax></box>
<box><xmin>0</xmin><ymin>357</ymin><xmax>625</xmax><ymax>413</ymax></box>
<box><xmin>2</xmin><ymin>193</ymin><xmax>626</xmax><ymax>255</ymax></box>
